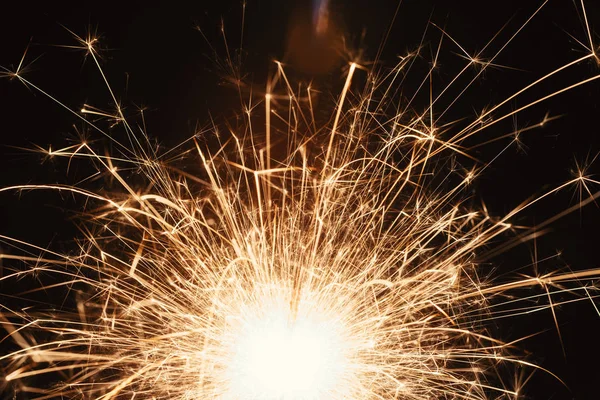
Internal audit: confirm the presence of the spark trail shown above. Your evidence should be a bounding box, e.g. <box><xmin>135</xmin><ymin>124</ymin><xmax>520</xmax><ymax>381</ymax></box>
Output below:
<box><xmin>1</xmin><ymin>2</ymin><xmax>600</xmax><ymax>399</ymax></box>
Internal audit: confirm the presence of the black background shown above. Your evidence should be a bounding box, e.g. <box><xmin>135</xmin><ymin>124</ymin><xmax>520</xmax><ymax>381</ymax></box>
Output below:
<box><xmin>1</xmin><ymin>1</ymin><xmax>599</xmax><ymax>398</ymax></box>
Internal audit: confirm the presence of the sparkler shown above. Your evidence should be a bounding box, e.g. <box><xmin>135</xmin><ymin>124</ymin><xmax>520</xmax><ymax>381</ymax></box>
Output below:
<box><xmin>1</xmin><ymin>1</ymin><xmax>600</xmax><ymax>399</ymax></box>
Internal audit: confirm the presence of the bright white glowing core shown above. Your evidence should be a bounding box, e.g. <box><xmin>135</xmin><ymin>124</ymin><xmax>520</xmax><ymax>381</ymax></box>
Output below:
<box><xmin>229</xmin><ymin>307</ymin><xmax>345</xmax><ymax>399</ymax></box>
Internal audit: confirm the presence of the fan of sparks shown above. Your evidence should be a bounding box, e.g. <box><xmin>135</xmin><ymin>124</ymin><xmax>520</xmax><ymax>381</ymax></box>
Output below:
<box><xmin>1</xmin><ymin>2</ymin><xmax>600</xmax><ymax>399</ymax></box>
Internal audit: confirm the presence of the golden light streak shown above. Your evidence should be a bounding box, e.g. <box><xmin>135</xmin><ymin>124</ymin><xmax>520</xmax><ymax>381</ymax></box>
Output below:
<box><xmin>1</xmin><ymin>2</ymin><xmax>599</xmax><ymax>399</ymax></box>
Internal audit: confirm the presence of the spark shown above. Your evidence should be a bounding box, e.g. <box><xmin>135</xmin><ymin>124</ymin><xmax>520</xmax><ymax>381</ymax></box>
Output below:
<box><xmin>1</xmin><ymin>2</ymin><xmax>600</xmax><ymax>400</ymax></box>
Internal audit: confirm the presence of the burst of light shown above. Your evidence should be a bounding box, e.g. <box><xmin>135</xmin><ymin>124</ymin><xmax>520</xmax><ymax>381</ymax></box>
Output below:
<box><xmin>226</xmin><ymin>295</ymin><xmax>348</xmax><ymax>399</ymax></box>
<box><xmin>1</xmin><ymin>2</ymin><xmax>600</xmax><ymax>400</ymax></box>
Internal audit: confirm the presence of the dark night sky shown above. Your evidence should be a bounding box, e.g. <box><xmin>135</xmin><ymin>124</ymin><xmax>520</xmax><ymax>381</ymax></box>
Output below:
<box><xmin>1</xmin><ymin>1</ymin><xmax>599</xmax><ymax>399</ymax></box>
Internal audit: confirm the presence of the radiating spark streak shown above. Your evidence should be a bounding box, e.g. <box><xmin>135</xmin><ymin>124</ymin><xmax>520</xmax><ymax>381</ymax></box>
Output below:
<box><xmin>430</xmin><ymin>0</ymin><xmax>550</xmax><ymax>124</ymax></box>
<box><xmin>481</xmin><ymin>188</ymin><xmax>600</xmax><ymax>260</ymax></box>
<box><xmin>372</xmin><ymin>0</ymin><xmax>403</xmax><ymax>66</ymax></box>
<box><xmin>580</xmin><ymin>0</ymin><xmax>596</xmax><ymax>57</ymax></box>
<box><xmin>457</xmin><ymin>73</ymin><xmax>600</xmax><ymax>146</ymax></box>
<box><xmin>453</xmin><ymin>52</ymin><xmax>595</xmax><ymax>145</ymax></box>
<box><xmin>8</xmin><ymin>75</ymin><xmax>130</xmax><ymax>153</ymax></box>
<box><xmin>543</xmin><ymin>283</ymin><xmax>567</xmax><ymax>358</ymax></box>
<box><xmin>100</xmin><ymin>364</ymin><xmax>155</xmax><ymax>400</ymax></box>
<box><xmin>0</xmin><ymin>315</ymin><xmax>39</xmax><ymax>362</ymax></box>
<box><xmin>129</xmin><ymin>234</ymin><xmax>145</xmax><ymax>277</ymax></box>
<box><xmin>453</xmin><ymin>268</ymin><xmax>600</xmax><ymax>302</ymax></box>
<box><xmin>324</xmin><ymin>62</ymin><xmax>357</xmax><ymax>172</ymax></box>
<box><xmin>584</xmin><ymin>287</ymin><xmax>600</xmax><ymax>317</ymax></box>
<box><xmin>1</xmin><ymin>3</ymin><xmax>599</xmax><ymax>400</ymax></box>
<box><xmin>470</xmin><ymin>114</ymin><xmax>562</xmax><ymax>149</ymax></box>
